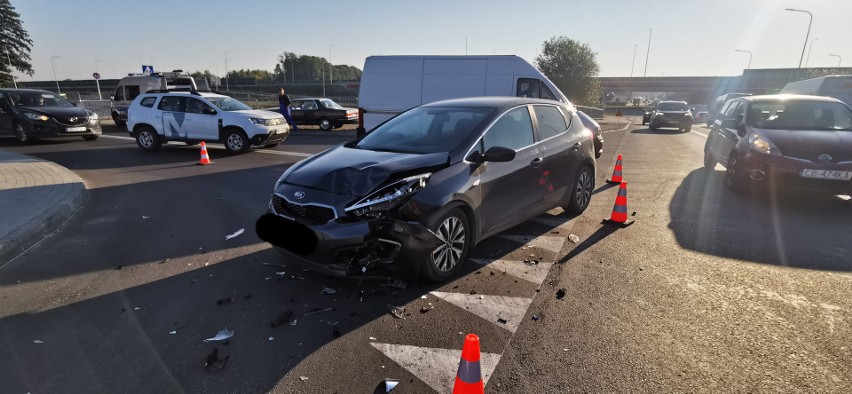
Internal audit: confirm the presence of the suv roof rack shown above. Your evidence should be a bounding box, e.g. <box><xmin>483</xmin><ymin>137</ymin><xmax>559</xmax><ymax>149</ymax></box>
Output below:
<box><xmin>144</xmin><ymin>89</ymin><xmax>202</xmax><ymax>96</ymax></box>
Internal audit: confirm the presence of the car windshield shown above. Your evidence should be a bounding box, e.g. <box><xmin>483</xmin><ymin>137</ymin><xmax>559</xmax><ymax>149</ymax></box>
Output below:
<box><xmin>356</xmin><ymin>106</ymin><xmax>494</xmax><ymax>154</ymax></box>
<box><xmin>10</xmin><ymin>91</ymin><xmax>75</xmax><ymax>108</ymax></box>
<box><xmin>658</xmin><ymin>102</ymin><xmax>688</xmax><ymax>111</ymax></box>
<box><xmin>320</xmin><ymin>99</ymin><xmax>344</xmax><ymax>109</ymax></box>
<box><xmin>206</xmin><ymin>96</ymin><xmax>252</xmax><ymax>111</ymax></box>
<box><xmin>748</xmin><ymin>100</ymin><xmax>852</xmax><ymax>131</ymax></box>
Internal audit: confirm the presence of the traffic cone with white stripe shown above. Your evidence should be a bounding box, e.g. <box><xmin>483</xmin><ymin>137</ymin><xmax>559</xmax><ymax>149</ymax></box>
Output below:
<box><xmin>602</xmin><ymin>181</ymin><xmax>634</xmax><ymax>227</ymax></box>
<box><xmin>453</xmin><ymin>334</ymin><xmax>484</xmax><ymax>394</ymax></box>
<box><xmin>197</xmin><ymin>141</ymin><xmax>213</xmax><ymax>165</ymax></box>
<box><xmin>606</xmin><ymin>154</ymin><xmax>624</xmax><ymax>184</ymax></box>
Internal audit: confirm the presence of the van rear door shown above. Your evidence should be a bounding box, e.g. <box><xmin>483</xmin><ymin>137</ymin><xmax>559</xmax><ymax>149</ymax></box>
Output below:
<box><xmin>359</xmin><ymin>57</ymin><xmax>424</xmax><ymax>130</ymax></box>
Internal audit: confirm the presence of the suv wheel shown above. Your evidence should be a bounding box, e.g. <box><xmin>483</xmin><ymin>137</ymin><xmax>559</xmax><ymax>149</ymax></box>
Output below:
<box><xmin>563</xmin><ymin>165</ymin><xmax>594</xmax><ymax>215</ymax></box>
<box><xmin>135</xmin><ymin>126</ymin><xmax>161</xmax><ymax>151</ymax></box>
<box><xmin>318</xmin><ymin>118</ymin><xmax>333</xmax><ymax>131</ymax></box>
<box><xmin>422</xmin><ymin>207</ymin><xmax>470</xmax><ymax>282</ymax></box>
<box><xmin>14</xmin><ymin>121</ymin><xmax>33</xmax><ymax>144</ymax></box>
<box><xmin>223</xmin><ymin>128</ymin><xmax>250</xmax><ymax>153</ymax></box>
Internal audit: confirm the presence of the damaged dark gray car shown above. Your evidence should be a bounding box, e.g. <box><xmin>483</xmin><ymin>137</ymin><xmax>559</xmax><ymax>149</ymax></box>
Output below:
<box><xmin>256</xmin><ymin>97</ymin><xmax>596</xmax><ymax>281</ymax></box>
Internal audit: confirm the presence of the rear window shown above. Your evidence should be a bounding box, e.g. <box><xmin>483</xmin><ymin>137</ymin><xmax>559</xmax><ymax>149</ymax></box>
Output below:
<box><xmin>139</xmin><ymin>96</ymin><xmax>157</xmax><ymax>108</ymax></box>
<box><xmin>658</xmin><ymin>102</ymin><xmax>688</xmax><ymax>111</ymax></box>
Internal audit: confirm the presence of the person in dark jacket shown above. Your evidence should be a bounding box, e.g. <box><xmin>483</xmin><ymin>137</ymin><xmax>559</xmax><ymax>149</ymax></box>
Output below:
<box><xmin>278</xmin><ymin>87</ymin><xmax>298</xmax><ymax>130</ymax></box>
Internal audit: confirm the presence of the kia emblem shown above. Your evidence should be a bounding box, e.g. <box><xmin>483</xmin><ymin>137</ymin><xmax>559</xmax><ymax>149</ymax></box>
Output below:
<box><xmin>294</xmin><ymin>191</ymin><xmax>305</xmax><ymax>199</ymax></box>
<box><xmin>818</xmin><ymin>154</ymin><xmax>832</xmax><ymax>162</ymax></box>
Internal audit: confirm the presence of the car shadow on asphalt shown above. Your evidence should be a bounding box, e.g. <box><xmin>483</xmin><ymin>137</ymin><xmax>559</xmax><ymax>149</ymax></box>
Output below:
<box><xmin>668</xmin><ymin>168</ymin><xmax>852</xmax><ymax>271</ymax></box>
<box><xmin>556</xmin><ymin>224</ymin><xmax>620</xmax><ymax>265</ymax></box>
<box><xmin>630</xmin><ymin>128</ymin><xmax>690</xmax><ymax>135</ymax></box>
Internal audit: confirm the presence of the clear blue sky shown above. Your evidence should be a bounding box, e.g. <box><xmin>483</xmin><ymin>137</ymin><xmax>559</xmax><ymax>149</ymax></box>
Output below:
<box><xmin>13</xmin><ymin>0</ymin><xmax>852</xmax><ymax>81</ymax></box>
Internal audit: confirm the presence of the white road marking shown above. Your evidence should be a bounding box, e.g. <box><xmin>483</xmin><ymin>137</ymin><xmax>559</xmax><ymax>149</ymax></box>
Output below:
<box><xmin>98</xmin><ymin>134</ymin><xmax>313</xmax><ymax>158</ymax></box>
<box><xmin>690</xmin><ymin>130</ymin><xmax>709</xmax><ymax>138</ymax></box>
<box><xmin>469</xmin><ymin>258</ymin><xmax>553</xmax><ymax>285</ymax></box>
<box><xmin>498</xmin><ymin>234</ymin><xmax>564</xmax><ymax>254</ymax></box>
<box><xmin>371</xmin><ymin>343</ymin><xmax>501</xmax><ymax>393</ymax></box>
<box><xmin>430</xmin><ymin>291</ymin><xmax>533</xmax><ymax>333</ymax></box>
<box><xmin>528</xmin><ymin>215</ymin><xmax>574</xmax><ymax>229</ymax></box>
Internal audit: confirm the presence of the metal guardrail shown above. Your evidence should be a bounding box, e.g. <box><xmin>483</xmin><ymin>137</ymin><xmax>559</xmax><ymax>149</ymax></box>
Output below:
<box><xmin>79</xmin><ymin>100</ymin><xmax>112</xmax><ymax>118</ymax></box>
<box><xmin>576</xmin><ymin>105</ymin><xmax>604</xmax><ymax>119</ymax></box>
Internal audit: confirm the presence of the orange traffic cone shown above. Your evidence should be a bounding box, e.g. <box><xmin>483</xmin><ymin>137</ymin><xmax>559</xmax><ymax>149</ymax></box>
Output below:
<box><xmin>197</xmin><ymin>141</ymin><xmax>213</xmax><ymax>165</ymax></box>
<box><xmin>453</xmin><ymin>334</ymin><xmax>484</xmax><ymax>394</ymax></box>
<box><xmin>606</xmin><ymin>154</ymin><xmax>624</xmax><ymax>184</ymax></box>
<box><xmin>602</xmin><ymin>181</ymin><xmax>634</xmax><ymax>227</ymax></box>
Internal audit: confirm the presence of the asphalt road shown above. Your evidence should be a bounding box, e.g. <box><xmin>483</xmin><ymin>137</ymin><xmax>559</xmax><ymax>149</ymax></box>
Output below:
<box><xmin>0</xmin><ymin>119</ymin><xmax>850</xmax><ymax>393</ymax></box>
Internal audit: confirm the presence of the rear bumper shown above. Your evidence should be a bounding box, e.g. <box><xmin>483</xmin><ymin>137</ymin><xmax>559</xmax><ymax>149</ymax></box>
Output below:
<box><xmin>256</xmin><ymin>213</ymin><xmax>442</xmax><ymax>279</ymax></box>
<box><xmin>741</xmin><ymin>153</ymin><xmax>852</xmax><ymax>194</ymax></box>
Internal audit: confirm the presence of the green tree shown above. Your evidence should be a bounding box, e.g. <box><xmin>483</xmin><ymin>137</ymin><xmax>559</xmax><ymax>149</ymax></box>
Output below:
<box><xmin>535</xmin><ymin>36</ymin><xmax>601</xmax><ymax>107</ymax></box>
<box><xmin>274</xmin><ymin>52</ymin><xmax>361</xmax><ymax>83</ymax></box>
<box><xmin>0</xmin><ymin>0</ymin><xmax>34</xmax><ymax>87</ymax></box>
<box><xmin>226</xmin><ymin>68</ymin><xmax>274</xmax><ymax>81</ymax></box>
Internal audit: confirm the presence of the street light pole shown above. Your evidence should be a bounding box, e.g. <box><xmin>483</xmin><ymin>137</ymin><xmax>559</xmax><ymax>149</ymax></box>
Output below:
<box><xmin>828</xmin><ymin>54</ymin><xmax>842</xmax><ymax>67</ymax></box>
<box><xmin>734</xmin><ymin>49</ymin><xmax>753</xmax><ymax>69</ymax></box>
<box><xmin>224</xmin><ymin>50</ymin><xmax>230</xmax><ymax>92</ymax></box>
<box><xmin>94</xmin><ymin>60</ymin><xmax>103</xmax><ymax>100</ymax></box>
<box><xmin>643</xmin><ymin>28</ymin><xmax>652</xmax><ymax>77</ymax></box>
<box><xmin>805</xmin><ymin>37</ymin><xmax>819</xmax><ymax>67</ymax></box>
<box><xmin>630</xmin><ymin>44</ymin><xmax>637</xmax><ymax>77</ymax></box>
<box><xmin>50</xmin><ymin>56</ymin><xmax>61</xmax><ymax>94</ymax></box>
<box><xmin>785</xmin><ymin>8</ymin><xmax>813</xmax><ymax>68</ymax></box>
<box><xmin>328</xmin><ymin>44</ymin><xmax>334</xmax><ymax>86</ymax></box>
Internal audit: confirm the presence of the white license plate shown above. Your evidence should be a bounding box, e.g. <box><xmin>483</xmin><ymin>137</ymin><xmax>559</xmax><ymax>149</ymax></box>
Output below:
<box><xmin>66</xmin><ymin>127</ymin><xmax>87</xmax><ymax>132</ymax></box>
<box><xmin>799</xmin><ymin>169</ymin><xmax>852</xmax><ymax>181</ymax></box>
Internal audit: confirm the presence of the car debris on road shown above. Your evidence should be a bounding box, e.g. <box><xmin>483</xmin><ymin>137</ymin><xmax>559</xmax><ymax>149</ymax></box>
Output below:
<box><xmin>203</xmin><ymin>327</ymin><xmax>234</xmax><ymax>342</ymax></box>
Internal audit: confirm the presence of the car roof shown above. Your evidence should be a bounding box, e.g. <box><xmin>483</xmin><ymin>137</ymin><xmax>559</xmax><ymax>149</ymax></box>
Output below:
<box><xmin>141</xmin><ymin>91</ymin><xmax>228</xmax><ymax>99</ymax></box>
<box><xmin>422</xmin><ymin>96</ymin><xmax>570</xmax><ymax>111</ymax></box>
<box><xmin>741</xmin><ymin>94</ymin><xmax>844</xmax><ymax>104</ymax></box>
<box><xmin>0</xmin><ymin>88</ymin><xmax>58</xmax><ymax>94</ymax></box>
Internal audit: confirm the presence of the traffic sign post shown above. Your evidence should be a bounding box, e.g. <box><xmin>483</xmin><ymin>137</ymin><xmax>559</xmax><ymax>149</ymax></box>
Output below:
<box><xmin>93</xmin><ymin>72</ymin><xmax>102</xmax><ymax>100</ymax></box>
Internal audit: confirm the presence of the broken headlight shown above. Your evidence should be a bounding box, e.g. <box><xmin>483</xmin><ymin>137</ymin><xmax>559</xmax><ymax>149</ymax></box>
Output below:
<box><xmin>345</xmin><ymin>173</ymin><xmax>431</xmax><ymax>218</ymax></box>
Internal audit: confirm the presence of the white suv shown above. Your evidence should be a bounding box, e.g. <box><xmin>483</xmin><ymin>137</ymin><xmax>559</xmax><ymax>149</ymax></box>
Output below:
<box><xmin>126</xmin><ymin>91</ymin><xmax>288</xmax><ymax>153</ymax></box>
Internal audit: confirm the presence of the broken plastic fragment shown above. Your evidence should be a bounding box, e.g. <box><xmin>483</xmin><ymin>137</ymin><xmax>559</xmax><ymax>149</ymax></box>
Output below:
<box><xmin>497</xmin><ymin>318</ymin><xmax>508</xmax><ymax>324</ymax></box>
<box><xmin>169</xmin><ymin>330</ymin><xmax>177</xmax><ymax>335</ymax></box>
<box><xmin>268</xmin><ymin>337</ymin><xmax>274</xmax><ymax>341</ymax></box>
<box><xmin>420</xmin><ymin>303</ymin><xmax>434</xmax><ymax>313</ymax></box>
<box><xmin>380</xmin><ymin>279</ymin><xmax>407</xmax><ymax>290</ymax></box>
<box><xmin>321</xmin><ymin>286</ymin><xmax>337</xmax><ymax>295</ymax></box>
<box><xmin>225</xmin><ymin>228</ymin><xmax>245</xmax><ymax>240</ymax></box>
<box><xmin>383</xmin><ymin>379</ymin><xmax>400</xmax><ymax>392</ymax></box>
<box><xmin>275</xmin><ymin>271</ymin><xmax>287</xmax><ymax>276</ymax></box>
<box><xmin>532</xmin><ymin>314</ymin><xmax>540</xmax><ymax>321</ymax></box>
<box><xmin>142</xmin><ymin>215</ymin><xmax>150</xmax><ymax>219</ymax></box>
<box><xmin>388</xmin><ymin>305</ymin><xmax>405</xmax><ymax>319</ymax></box>
<box><xmin>33</xmin><ymin>340</ymin><xmax>44</xmax><ymax>344</ymax></box>
<box><xmin>420</xmin><ymin>295</ymin><xmax>427</xmax><ymax>299</ymax></box>
<box><xmin>568</xmin><ymin>234</ymin><xmax>580</xmax><ymax>243</ymax></box>
<box><xmin>556</xmin><ymin>288</ymin><xmax>567</xmax><ymax>300</ymax></box>
<box><xmin>478</xmin><ymin>295</ymin><xmax>484</xmax><ymax>300</ymax></box>
<box><xmin>203</xmin><ymin>327</ymin><xmax>234</xmax><ymax>342</ymax></box>
<box><xmin>369</xmin><ymin>336</ymin><xmax>377</xmax><ymax>341</ymax></box>
<box><xmin>299</xmin><ymin>376</ymin><xmax>309</xmax><ymax>381</ymax></box>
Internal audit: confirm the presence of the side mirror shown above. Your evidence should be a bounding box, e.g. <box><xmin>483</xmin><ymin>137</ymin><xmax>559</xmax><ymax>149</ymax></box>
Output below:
<box><xmin>721</xmin><ymin>119</ymin><xmax>738</xmax><ymax>129</ymax></box>
<box><xmin>203</xmin><ymin>107</ymin><xmax>217</xmax><ymax>115</ymax></box>
<box><xmin>482</xmin><ymin>146</ymin><xmax>516</xmax><ymax>163</ymax></box>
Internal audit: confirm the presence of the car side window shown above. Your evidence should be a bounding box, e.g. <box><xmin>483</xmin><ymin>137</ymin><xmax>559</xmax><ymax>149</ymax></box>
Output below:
<box><xmin>114</xmin><ymin>87</ymin><xmax>125</xmax><ymax>101</ymax></box>
<box><xmin>303</xmin><ymin>101</ymin><xmax>318</xmax><ymax>110</ymax></box>
<box><xmin>157</xmin><ymin>96</ymin><xmax>183</xmax><ymax>112</ymax></box>
<box><xmin>724</xmin><ymin>101</ymin><xmax>741</xmax><ymax>119</ymax></box>
<box><xmin>126</xmin><ymin>85</ymin><xmax>141</xmax><ymax>101</ymax></box>
<box><xmin>483</xmin><ymin>106</ymin><xmax>535</xmax><ymax>151</ymax></box>
<box><xmin>185</xmin><ymin>98</ymin><xmax>212</xmax><ymax>114</ymax></box>
<box><xmin>139</xmin><ymin>96</ymin><xmax>157</xmax><ymax>108</ymax></box>
<box><xmin>517</xmin><ymin>78</ymin><xmax>541</xmax><ymax>99</ymax></box>
<box><xmin>0</xmin><ymin>92</ymin><xmax>8</xmax><ymax>109</ymax></box>
<box><xmin>291</xmin><ymin>100</ymin><xmax>303</xmax><ymax>109</ymax></box>
<box><xmin>533</xmin><ymin>105</ymin><xmax>568</xmax><ymax>140</ymax></box>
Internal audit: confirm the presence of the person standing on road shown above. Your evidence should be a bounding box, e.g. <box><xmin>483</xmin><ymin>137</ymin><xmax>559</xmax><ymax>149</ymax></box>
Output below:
<box><xmin>278</xmin><ymin>87</ymin><xmax>298</xmax><ymax>130</ymax></box>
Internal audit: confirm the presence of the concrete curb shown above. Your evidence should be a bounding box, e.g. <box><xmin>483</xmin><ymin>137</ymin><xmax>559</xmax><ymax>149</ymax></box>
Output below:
<box><xmin>0</xmin><ymin>154</ymin><xmax>88</xmax><ymax>267</ymax></box>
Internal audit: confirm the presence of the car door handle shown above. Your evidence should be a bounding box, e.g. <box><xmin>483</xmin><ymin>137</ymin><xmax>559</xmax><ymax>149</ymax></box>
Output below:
<box><xmin>530</xmin><ymin>157</ymin><xmax>542</xmax><ymax>167</ymax></box>
<box><xmin>572</xmin><ymin>142</ymin><xmax>581</xmax><ymax>149</ymax></box>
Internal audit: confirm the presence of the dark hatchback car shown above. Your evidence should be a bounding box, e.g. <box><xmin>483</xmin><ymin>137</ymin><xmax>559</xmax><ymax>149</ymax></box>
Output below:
<box><xmin>649</xmin><ymin>100</ymin><xmax>692</xmax><ymax>132</ymax></box>
<box><xmin>289</xmin><ymin>97</ymin><xmax>358</xmax><ymax>130</ymax></box>
<box><xmin>257</xmin><ymin>97</ymin><xmax>596</xmax><ymax>281</ymax></box>
<box><xmin>0</xmin><ymin>89</ymin><xmax>101</xmax><ymax>144</ymax></box>
<box><xmin>704</xmin><ymin>95</ymin><xmax>852</xmax><ymax>195</ymax></box>
<box><xmin>577</xmin><ymin>110</ymin><xmax>604</xmax><ymax>158</ymax></box>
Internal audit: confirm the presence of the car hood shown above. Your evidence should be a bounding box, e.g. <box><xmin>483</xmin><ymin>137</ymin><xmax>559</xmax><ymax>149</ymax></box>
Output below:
<box><xmin>283</xmin><ymin>146</ymin><xmax>450</xmax><ymax>196</ymax></box>
<box><xmin>753</xmin><ymin>127</ymin><xmax>852</xmax><ymax>161</ymax></box>
<box><xmin>18</xmin><ymin>106</ymin><xmax>89</xmax><ymax>117</ymax></box>
<box><xmin>232</xmin><ymin>109</ymin><xmax>282</xmax><ymax>119</ymax></box>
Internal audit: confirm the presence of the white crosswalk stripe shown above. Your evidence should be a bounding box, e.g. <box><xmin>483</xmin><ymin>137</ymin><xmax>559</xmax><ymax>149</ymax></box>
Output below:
<box><xmin>430</xmin><ymin>291</ymin><xmax>534</xmax><ymax>333</ymax></box>
<box><xmin>370</xmin><ymin>343</ymin><xmax>501</xmax><ymax>394</ymax></box>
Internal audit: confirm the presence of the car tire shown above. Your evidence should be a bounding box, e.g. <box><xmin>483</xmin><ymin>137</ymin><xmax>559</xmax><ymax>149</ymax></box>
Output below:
<box><xmin>13</xmin><ymin>121</ymin><xmax>34</xmax><ymax>144</ymax></box>
<box><xmin>421</xmin><ymin>207</ymin><xmax>471</xmax><ymax>282</ymax></box>
<box><xmin>112</xmin><ymin>113</ymin><xmax>126</xmax><ymax>127</ymax></box>
<box><xmin>703</xmin><ymin>151</ymin><xmax>717</xmax><ymax>169</ymax></box>
<box><xmin>223</xmin><ymin>128</ymin><xmax>250</xmax><ymax>153</ymax></box>
<box><xmin>725</xmin><ymin>154</ymin><xmax>747</xmax><ymax>193</ymax></box>
<box><xmin>83</xmin><ymin>135</ymin><xmax>99</xmax><ymax>141</ymax></box>
<box><xmin>318</xmin><ymin>118</ymin><xmax>333</xmax><ymax>131</ymax></box>
<box><xmin>563</xmin><ymin>165</ymin><xmax>594</xmax><ymax>215</ymax></box>
<box><xmin>135</xmin><ymin>126</ymin><xmax>161</xmax><ymax>151</ymax></box>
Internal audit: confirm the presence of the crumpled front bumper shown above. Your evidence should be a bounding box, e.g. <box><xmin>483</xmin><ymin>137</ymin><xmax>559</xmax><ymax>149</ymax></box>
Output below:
<box><xmin>255</xmin><ymin>213</ymin><xmax>442</xmax><ymax>279</ymax></box>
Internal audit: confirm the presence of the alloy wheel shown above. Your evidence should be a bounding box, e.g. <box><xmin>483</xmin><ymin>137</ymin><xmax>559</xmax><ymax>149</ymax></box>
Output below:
<box><xmin>14</xmin><ymin>123</ymin><xmax>28</xmax><ymax>143</ymax></box>
<box><xmin>138</xmin><ymin>131</ymin><xmax>154</xmax><ymax>148</ymax></box>
<box><xmin>575</xmin><ymin>170</ymin><xmax>593</xmax><ymax>208</ymax></box>
<box><xmin>227</xmin><ymin>134</ymin><xmax>244</xmax><ymax>151</ymax></box>
<box><xmin>431</xmin><ymin>216</ymin><xmax>465</xmax><ymax>272</ymax></box>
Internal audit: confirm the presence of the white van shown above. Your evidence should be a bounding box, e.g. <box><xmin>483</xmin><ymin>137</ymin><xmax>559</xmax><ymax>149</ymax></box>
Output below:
<box><xmin>357</xmin><ymin>55</ymin><xmax>570</xmax><ymax>133</ymax></box>
<box><xmin>780</xmin><ymin>75</ymin><xmax>852</xmax><ymax>107</ymax></box>
<box><xmin>110</xmin><ymin>70</ymin><xmax>208</xmax><ymax>126</ymax></box>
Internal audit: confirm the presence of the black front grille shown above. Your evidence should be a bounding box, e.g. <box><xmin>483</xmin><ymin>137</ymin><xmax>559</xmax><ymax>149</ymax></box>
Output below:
<box><xmin>55</xmin><ymin>116</ymin><xmax>89</xmax><ymax>127</ymax></box>
<box><xmin>271</xmin><ymin>195</ymin><xmax>336</xmax><ymax>224</ymax></box>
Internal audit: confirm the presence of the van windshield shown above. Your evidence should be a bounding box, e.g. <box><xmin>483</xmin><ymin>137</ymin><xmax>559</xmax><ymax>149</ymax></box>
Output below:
<box><xmin>206</xmin><ymin>97</ymin><xmax>252</xmax><ymax>111</ymax></box>
<box><xmin>356</xmin><ymin>106</ymin><xmax>494</xmax><ymax>154</ymax></box>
